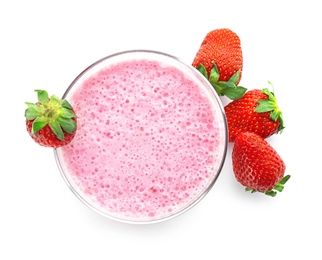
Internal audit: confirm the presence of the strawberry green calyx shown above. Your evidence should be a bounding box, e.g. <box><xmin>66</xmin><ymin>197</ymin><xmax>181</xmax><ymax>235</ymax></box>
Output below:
<box><xmin>197</xmin><ymin>63</ymin><xmax>247</xmax><ymax>100</ymax></box>
<box><xmin>25</xmin><ymin>90</ymin><xmax>77</xmax><ymax>141</ymax></box>
<box><xmin>255</xmin><ymin>83</ymin><xmax>285</xmax><ymax>132</ymax></box>
<box><xmin>245</xmin><ymin>175</ymin><xmax>291</xmax><ymax>197</ymax></box>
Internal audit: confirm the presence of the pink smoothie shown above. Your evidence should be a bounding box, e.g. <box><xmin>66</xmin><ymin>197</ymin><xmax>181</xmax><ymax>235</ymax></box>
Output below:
<box><xmin>56</xmin><ymin>51</ymin><xmax>227</xmax><ymax>223</ymax></box>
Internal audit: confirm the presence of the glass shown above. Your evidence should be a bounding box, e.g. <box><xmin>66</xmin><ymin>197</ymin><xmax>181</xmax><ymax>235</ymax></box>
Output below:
<box><xmin>54</xmin><ymin>50</ymin><xmax>228</xmax><ymax>224</ymax></box>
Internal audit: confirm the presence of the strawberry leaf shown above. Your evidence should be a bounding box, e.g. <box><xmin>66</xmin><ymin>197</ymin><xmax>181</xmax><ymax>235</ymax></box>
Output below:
<box><xmin>196</xmin><ymin>64</ymin><xmax>208</xmax><ymax>79</ymax></box>
<box><xmin>59</xmin><ymin>108</ymin><xmax>77</xmax><ymax>119</ymax></box>
<box><xmin>214</xmin><ymin>81</ymin><xmax>231</xmax><ymax>95</ymax></box>
<box><xmin>35</xmin><ymin>90</ymin><xmax>49</xmax><ymax>105</ymax></box>
<box><xmin>228</xmin><ymin>70</ymin><xmax>240</xmax><ymax>85</ymax></box>
<box><xmin>49</xmin><ymin>121</ymin><xmax>64</xmax><ymax>140</ymax></box>
<box><xmin>222</xmin><ymin>86</ymin><xmax>247</xmax><ymax>100</ymax></box>
<box><xmin>61</xmin><ymin>99</ymin><xmax>73</xmax><ymax>110</ymax></box>
<box><xmin>264</xmin><ymin>190</ymin><xmax>277</xmax><ymax>197</ymax></box>
<box><xmin>279</xmin><ymin>175</ymin><xmax>291</xmax><ymax>185</ymax></box>
<box><xmin>49</xmin><ymin>95</ymin><xmax>60</xmax><ymax>105</ymax></box>
<box><xmin>274</xmin><ymin>182</ymin><xmax>285</xmax><ymax>192</ymax></box>
<box><xmin>209</xmin><ymin>63</ymin><xmax>220</xmax><ymax>83</ymax></box>
<box><xmin>245</xmin><ymin>188</ymin><xmax>257</xmax><ymax>193</ymax></box>
<box><xmin>255</xmin><ymin>100</ymin><xmax>276</xmax><ymax>112</ymax></box>
<box><xmin>25</xmin><ymin>102</ymin><xmax>41</xmax><ymax>120</ymax></box>
<box><xmin>32</xmin><ymin>117</ymin><xmax>48</xmax><ymax>135</ymax></box>
<box><xmin>58</xmin><ymin>117</ymin><xmax>76</xmax><ymax>134</ymax></box>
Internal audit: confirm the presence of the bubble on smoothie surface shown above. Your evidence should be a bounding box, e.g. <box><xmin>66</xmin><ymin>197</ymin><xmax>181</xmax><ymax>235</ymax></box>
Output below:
<box><xmin>59</xmin><ymin>59</ymin><xmax>225</xmax><ymax>221</ymax></box>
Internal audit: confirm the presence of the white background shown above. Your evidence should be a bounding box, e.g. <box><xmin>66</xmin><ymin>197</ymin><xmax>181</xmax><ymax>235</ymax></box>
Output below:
<box><xmin>1</xmin><ymin>0</ymin><xmax>321</xmax><ymax>259</ymax></box>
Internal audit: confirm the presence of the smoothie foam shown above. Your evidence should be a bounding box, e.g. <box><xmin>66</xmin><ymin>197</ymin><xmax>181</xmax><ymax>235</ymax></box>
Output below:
<box><xmin>55</xmin><ymin>51</ymin><xmax>227</xmax><ymax>223</ymax></box>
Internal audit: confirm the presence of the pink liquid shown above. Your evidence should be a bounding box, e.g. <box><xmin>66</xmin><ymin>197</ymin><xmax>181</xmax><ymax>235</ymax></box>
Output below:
<box><xmin>57</xmin><ymin>53</ymin><xmax>226</xmax><ymax>222</ymax></box>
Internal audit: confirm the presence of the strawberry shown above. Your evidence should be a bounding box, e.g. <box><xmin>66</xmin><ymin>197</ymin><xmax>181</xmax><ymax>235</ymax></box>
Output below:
<box><xmin>232</xmin><ymin>132</ymin><xmax>290</xmax><ymax>197</ymax></box>
<box><xmin>192</xmin><ymin>28</ymin><xmax>246</xmax><ymax>100</ymax></box>
<box><xmin>25</xmin><ymin>90</ymin><xmax>77</xmax><ymax>148</ymax></box>
<box><xmin>224</xmin><ymin>84</ymin><xmax>284</xmax><ymax>142</ymax></box>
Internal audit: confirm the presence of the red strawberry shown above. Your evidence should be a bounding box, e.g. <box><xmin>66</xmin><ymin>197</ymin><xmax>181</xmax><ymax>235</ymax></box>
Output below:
<box><xmin>25</xmin><ymin>90</ymin><xmax>77</xmax><ymax>148</ymax></box>
<box><xmin>224</xmin><ymin>84</ymin><xmax>284</xmax><ymax>142</ymax></box>
<box><xmin>232</xmin><ymin>132</ymin><xmax>290</xmax><ymax>197</ymax></box>
<box><xmin>192</xmin><ymin>28</ymin><xmax>246</xmax><ymax>100</ymax></box>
